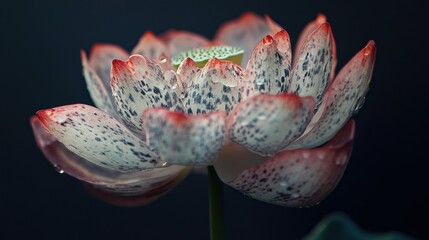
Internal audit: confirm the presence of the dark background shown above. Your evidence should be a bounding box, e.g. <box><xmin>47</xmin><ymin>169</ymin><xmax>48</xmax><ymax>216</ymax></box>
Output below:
<box><xmin>1</xmin><ymin>0</ymin><xmax>427</xmax><ymax>239</ymax></box>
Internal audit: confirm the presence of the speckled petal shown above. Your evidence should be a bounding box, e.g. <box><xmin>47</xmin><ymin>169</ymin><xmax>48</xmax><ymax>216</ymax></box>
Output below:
<box><xmin>288</xmin><ymin>23</ymin><xmax>335</xmax><ymax>108</ymax></box>
<box><xmin>81</xmin><ymin>50</ymin><xmax>118</xmax><ymax>117</ymax></box>
<box><xmin>30</xmin><ymin>116</ymin><xmax>190</xmax><ymax>206</ymax></box>
<box><xmin>227</xmin><ymin>94</ymin><xmax>315</xmax><ymax>156</ymax></box>
<box><xmin>181</xmin><ymin>58</ymin><xmax>243</xmax><ymax>114</ymax></box>
<box><xmin>293</xmin><ymin>14</ymin><xmax>327</xmax><ymax>66</ymax></box>
<box><xmin>215</xmin><ymin>12</ymin><xmax>274</xmax><ymax>65</ymax></box>
<box><xmin>242</xmin><ymin>30</ymin><xmax>292</xmax><ymax>100</ymax></box>
<box><xmin>160</xmin><ymin>30</ymin><xmax>210</xmax><ymax>57</ymax></box>
<box><xmin>142</xmin><ymin>108</ymin><xmax>226</xmax><ymax>166</ymax></box>
<box><xmin>110</xmin><ymin>55</ymin><xmax>183</xmax><ymax>132</ymax></box>
<box><xmin>131</xmin><ymin>31</ymin><xmax>169</xmax><ymax>61</ymax></box>
<box><xmin>36</xmin><ymin>104</ymin><xmax>162</xmax><ymax>172</ymax></box>
<box><xmin>87</xmin><ymin>44</ymin><xmax>129</xmax><ymax>91</ymax></box>
<box><xmin>289</xmin><ymin>41</ymin><xmax>376</xmax><ymax>149</ymax></box>
<box><xmin>217</xmin><ymin>120</ymin><xmax>355</xmax><ymax>207</ymax></box>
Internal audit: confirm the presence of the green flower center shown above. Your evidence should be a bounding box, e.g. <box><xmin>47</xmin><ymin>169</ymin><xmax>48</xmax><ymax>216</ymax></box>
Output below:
<box><xmin>172</xmin><ymin>45</ymin><xmax>244</xmax><ymax>69</ymax></box>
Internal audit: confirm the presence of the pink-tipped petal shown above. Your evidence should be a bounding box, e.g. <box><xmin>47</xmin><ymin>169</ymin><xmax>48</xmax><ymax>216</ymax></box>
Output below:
<box><xmin>181</xmin><ymin>58</ymin><xmax>243</xmax><ymax>114</ymax></box>
<box><xmin>36</xmin><ymin>104</ymin><xmax>162</xmax><ymax>172</ymax></box>
<box><xmin>215</xmin><ymin>12</ymin><xmax>274</xmax><ymax>65</ymax></box>
<box><xmin>293</xmin><ymin>14</ymin><xmax>327</xmax><ymax>66</ymax></box>
<box><xmin>30</xmin><ymin>116</ymin><xmax>190</xmax><ymax>206</ymax></box>
<box><xmin>265</xmin><ymin>15</ymin><xmax>283</xmax><ymax>34</ymax></box>
<box><xmin>131</xmin><ymin>31</ymin><xmax>170</xmax><ymax>61</ymax></box>
<box><xmin>218</xmin><ymin>120</ymin><xmax>355</xmax><ymax>207</ymax></box>
<box><xmin>88</xmin><ymin>44</ymin><xmax>129</xmax><ymax>90</ymax></box>
<box><xmin>242</xmin><ymin>30</ymin><xmax>292</xmax><ymax>99</ymax></box>
<box><xmin>289</xmin><ymin>23</ymin><xmax>335</xmax><ymax>108</ymax></box>
<box><xmin>110</xmin><ymin>55</ymin><xmax>183</xmax><ymax>132</ymax></box>
<box><xmin>227</xmin><ymin>94</ymin><xmax>315</xmax><ymax>156</ymax></box>
<box><xmin>290</xmin><ymin>41</ymin><xmax>376</xmax><ymax>149</ymax></box>
<box><xmin>160</xmin><ymin>30</ymin><xmax>210</xmax><ymax>57</ymax></box>
<box><xmin>142</xmin><ymin>108</ymin><xmax>226</xmax><ymax>166</ymax></box>
<box><xmin>81</xmin><ymin>50</ymin><xmax>118</xmax><ymax>117</ymax></box>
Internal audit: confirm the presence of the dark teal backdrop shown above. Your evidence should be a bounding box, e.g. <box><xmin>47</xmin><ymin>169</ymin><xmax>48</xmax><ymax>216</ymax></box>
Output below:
<box><xmin>1</xmin><ymin>0</ymin><xmax>427</xmax><ymax>239</ymax></box>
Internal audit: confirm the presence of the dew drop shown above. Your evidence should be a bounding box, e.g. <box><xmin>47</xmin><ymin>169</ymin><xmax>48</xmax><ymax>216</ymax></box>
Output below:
<box><xmin>279</xmin><ymin>181</ymin><xmax>288</xmax><ymax>188</ymax></box>
<box><xmin>53</xmin><ymin>164</ymin><xmax>64</xmax><ymax>174</ymax></box>
<box><xmin>353</xmin><ymin>97</ymin><xmax>366</xmax><ymax>115</ymax></box>
<box><xmin>159</xmin><ymin>55</ymin><xmax>167</xmax><ymax>64</ymax></box>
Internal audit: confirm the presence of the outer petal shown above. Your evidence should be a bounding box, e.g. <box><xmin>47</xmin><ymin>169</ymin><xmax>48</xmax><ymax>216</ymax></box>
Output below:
<box><xmin>227</xmin><ymin>94</ymin><xmax>315</xmax><ymax>156</ymax></box>
<box><xmin>81</xmin><ymin>50</ymin><xmax>118</xmax><ymax>117</ymax></box>
<box><xmin>87</xmin><ymin>44</ymin><xmax>129</xmax><ymax>92</ymax></box>
<box><xmin>215</xmin><ymin>12</ymin><xmax>275</xmax><ymax>65</ymax></box>
<box><xmin>111</xmin><ymin>55</ymin><xmax>183</xmax><ymax>133</ymax></box>
<box><xmin>36</xmin><ymin>104</ymin><xmax>162</xmax><ymax>172</ymax></box>
<box><xmin>242</xmin><ymin>30</ymin><xmax>292</xmax><ymax>100</ymax></box>
<box><xmin>288</xmin><ymin>23</ymin><xmax>335</xmax><ymax>108</ymax></box>
<box><xmin>180</xmin><ymin>58</ymin><xmax>243</xmax><ymax>114</ymax></box>
<box><xmin>30</xmin><ymin>116</ymin><xmax>190</xmax><ymax>207</ymax></box>
<box><xmin>289</xmin><ymin>41</ymin><xmax>376</xmax><ymax>149</ymax></box>
<box><xmin>160</xmin><ymin>30</ymin><xmax>210</xmax><ymax>57</ymax></box>
<box><xmin>142</xmin><ymin>108</ymin><xmax>226</xmax><ymax>166</ymax></box>
<box><xmin>216</xmin><ymin>120</ymin><xmax>355</xmax><ymax>207</ymax></box>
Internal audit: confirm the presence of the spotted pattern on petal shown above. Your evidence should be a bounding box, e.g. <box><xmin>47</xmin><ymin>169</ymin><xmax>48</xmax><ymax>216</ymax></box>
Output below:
<box><xmin>111</xmin><ymin>55</ymin><xmax>183</xmax><ymax>132</ymax></box>
<box><xmin>291</xmin><ymin>41</ymin><xmax>376</xmax><ymax>149</ymax></box>
<box><xmin>289</xmin><ymin>23</ymin><xmax>334</xmax><ymax>108</ymax></box>
<box><xmin>227</xmin><ymin>94</ymin><xmax>315</xmax><ymax>156</ymax></box>
<box><xmin>227</xmin><ymin>120</ymin><xmax>355</xmax><ymax>207</ymax></box>
<box><xmin>182</xmin><ymin>58</ymin><xmax>242</xmax><ymax>115</ymax></box>
<box><xmin>242</xmin><ymin>30</ymin><xmax>292</xmax><ymax>100</ymax></box>
<box><xmin>143</xmin><ymin>108</ymin><xmax>226</xmax><ymax>166</ymax></box>
<box><xmin>36</xmin><ymin>104</ymin><xmax>162</xmax><ymax>172</ymax></box>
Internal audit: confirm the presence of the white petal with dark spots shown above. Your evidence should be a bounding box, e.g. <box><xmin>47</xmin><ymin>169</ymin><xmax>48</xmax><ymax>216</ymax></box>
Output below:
<box><xmin>242</xmin><ymin>30</ymin><xmax>292</xmax><ymax>99</ymax></box>
<box><xmin>110</xmin><ymin>55</ymin><xmax>183</xmax><ymax>132</ymax></box>
<box><xmin>143</xmin><ymin>108</ymin><xmax>226</xmax><ymax>166</ymax></box>
<box><xmin>289</xmin><ymin>41</ymin><xmax>376</xmax><ymax>149</ymax></box>
<box><xmin>180</xmin><ymin>58</ymin><xmax>243</xmax><ymax>115</ymax></box>
<box><xmin>227</xmin><ymin>94</ymin><xmax>315</xmax><ymax>156</ymax></box>
<box><xmin>220</xmin><ymin>120</ymin><xmax>355</xmax><ymax>207</ymax></box>
<box><xmin>288</xmin><ymin>23</ymin><xmax>334</xmax><ymax>108</ymax></box>
<box><xmin>36</xmin><ymin>104</ymin><xmax>162</xmax><ymax>172</ymax></box>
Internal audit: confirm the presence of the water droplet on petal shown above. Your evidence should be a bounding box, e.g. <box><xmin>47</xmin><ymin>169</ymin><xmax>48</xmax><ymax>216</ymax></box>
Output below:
<box><xmin>159</xmin><ymin>55</ymin><xmax>167</xmax><ymax>64</ymax></box>
<box><xmin>53</xmin><ymin>164</ymin><xmax>64</xmax><ymax>174</ymax></box>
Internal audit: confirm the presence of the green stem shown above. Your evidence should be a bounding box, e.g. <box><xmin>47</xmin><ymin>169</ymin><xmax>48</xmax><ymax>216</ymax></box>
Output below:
<box><xmin>208</xmin><ymin>166</ymin><xmax>224</xmax><ymax>240</ymax></box>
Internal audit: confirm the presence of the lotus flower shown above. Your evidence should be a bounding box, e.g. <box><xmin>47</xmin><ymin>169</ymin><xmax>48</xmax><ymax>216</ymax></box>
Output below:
<box><xmin>31</xmin><ymin>12</ymin><xmax>376</xmax><ymax>207</ymax></box>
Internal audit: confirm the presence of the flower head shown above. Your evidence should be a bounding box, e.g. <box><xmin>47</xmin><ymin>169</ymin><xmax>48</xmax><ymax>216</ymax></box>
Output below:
<box><xmin>31</xmin><ymin>12</ymin><xmax>376</xmax><ymax>207</ymax></box>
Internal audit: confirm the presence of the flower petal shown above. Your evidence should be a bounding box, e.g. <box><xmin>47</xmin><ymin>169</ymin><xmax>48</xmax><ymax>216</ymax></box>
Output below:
<box><xmin>30</xmin><ymin>116</ymin><xmax>190</xmax><ymax>206</ymax></box>
<box><xmin>289</xmin><ymin>41</ymin><xmax>376</xmax><ymax>149</ymax></box>
<box><xmin>142</xmin><ymin>108</ymin><xmax>226</xmax><ymax>166</ymax></box>
<box><xmin>215</xmin><ymin>12</ymin><xmax>275</xmax><ymax>65</ymax></box>
<box><xmin>160</xmin><ymin>30</ymin><xmax>210</xmax><ymax>57</ymax></box>
<box><xmin>110</xmin><ymin>54</ymin><xmax>183</xmax><ymax>132</ymax></box>
<box><xmin>217</xmin><ymin>120</ymin><xmax>355</xmax><ymax>207</ymax></box>
<box><xmin>180</xmin><ymin>58</ymin><xmax>243</xmax><ymax>114</ymax></box>
<box><xmin>81</xmin><ymin>50</ymin><xmax>118</xmax><ymax>117</ymax></box>
<box><xmin>242</xmin><ymin>30</ymin><xmax>292</xmax><ymax>100</ymax></box>
<box><xmin>293</xmin><ymin>14</ymin><xmax>327</xmax><ymax>66</ymax></box>
<box><xmin>288</xmin><ymin>23</ymin><xmax>335</xmax><ymax>108</ymax></box>
<box><xmin>227</xmin><ymin>94</ymin><xmax>315</xmax><ymax>156</ymax></box>
<box><xmin>131</xmin><ymin>31</ymin><xmax>170</xmax><ymax>61</ymax></box>
<box><xmin>87</xmin><ymin>44</ymin><xmax>129</xmax><ymax>91</ymax></box>
<box><xmin>36</xmin><ymin>104</ymin><xmax>162</xmax><ymax>172</ymax></box>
